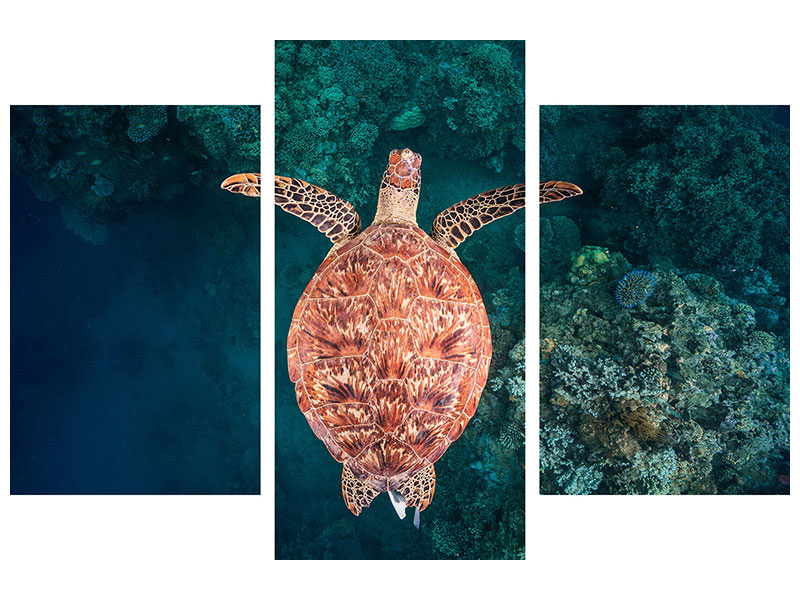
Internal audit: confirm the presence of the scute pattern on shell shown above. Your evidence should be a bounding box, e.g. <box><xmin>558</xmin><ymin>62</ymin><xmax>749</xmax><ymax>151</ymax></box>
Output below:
<box><xmin>287</xmin><ymin>224</ymin><xmax>491</xmax><ymax>493</ymax></box>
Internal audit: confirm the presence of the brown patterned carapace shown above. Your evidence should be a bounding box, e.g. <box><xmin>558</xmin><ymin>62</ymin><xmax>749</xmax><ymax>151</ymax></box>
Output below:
<box><xmin>288</xmin><ymin>223</ymin><xmax>491</xmax><ymax>515</ymax></box>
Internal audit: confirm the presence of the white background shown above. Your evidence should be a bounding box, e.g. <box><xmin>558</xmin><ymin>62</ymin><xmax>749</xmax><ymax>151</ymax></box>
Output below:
<box><xmin>1</xmin><ymin>1</ymin><xmax>797</xmax><ymax>598</ymax></box>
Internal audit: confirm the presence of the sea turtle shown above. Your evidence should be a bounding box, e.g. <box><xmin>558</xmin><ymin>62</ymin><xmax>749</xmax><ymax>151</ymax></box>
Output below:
<box><xmin>222</xmin><ymin>149</ymin><xmax>525</xmax><ymax>525</ymax></box>
<box><xmin>539</xmin><ymin>180</ymin><xmax>583</xmax><ymax>203</ymax></box>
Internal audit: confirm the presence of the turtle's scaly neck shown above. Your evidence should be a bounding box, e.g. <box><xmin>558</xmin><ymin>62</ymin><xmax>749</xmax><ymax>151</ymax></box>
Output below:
<box><xmin>372</xmin><ymin>187</ymin><xmax>419</xmax><ymax>226</ymax></box>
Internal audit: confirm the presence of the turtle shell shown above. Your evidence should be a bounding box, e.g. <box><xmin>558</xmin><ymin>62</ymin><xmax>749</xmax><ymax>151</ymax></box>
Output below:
<box><xmin>287</xmin><ymin>223</ymin><xmax>491</xmax><ymax>493</ymax></box>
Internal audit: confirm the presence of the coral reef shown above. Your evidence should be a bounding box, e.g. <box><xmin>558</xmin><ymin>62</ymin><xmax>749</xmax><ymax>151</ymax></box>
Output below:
<box><xmin>541</xmin><ymin>106</ymin><xmax>788</xmax><ymax>496</ymax></box>
<box><xmin>176</xmin><ymin>105</ymin><xmax>260</xmax><ymax>170</ymax></box>
<box><xmin>425</xmin><ymin>42</ymin><xmax>524</xmax><ymax>164</ymax></box>
<box><xmin>541</xmin><ymin>105</ymin><xmax>789</xmax><ymax>336</ymax></box>
<box><xmin>540</xmin><ymin>245</ymin><xmax>789</xmax><ymax>495</ymax></box>
<box><xmin>125</xmin><ymin>105</ymin><xmax>168</xmax><ymax>143</ymax></box>
<box><xmin>275</xmin><ymin>40</ymin><xmax>524</xmax><ymax>207</ymax></box>
<box><xmin>11</xmin><ymin>105</ymin><xmax>260</xmax><ymax>239</ymax></box>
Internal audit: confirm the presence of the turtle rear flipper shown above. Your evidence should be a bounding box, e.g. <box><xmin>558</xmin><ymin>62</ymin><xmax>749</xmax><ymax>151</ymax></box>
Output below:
<box><xmin>430</xmin><ymin>184</ymin><xmax>525</xmax><ymax>249</ymax></box>
<box><xmin>275</xmin><ymin>176</ymin><xmax>362</xmax><ymax>244</ymax></box>
<box><xmin>539</xmin><ymin>180</ymin><xmax>583</xmax><ymax>204</ymax></box>
<box><xmin>342</xmin><ymin>463</ymin><xmax>379</xmax><ymax>516</ymax></box>
<box><xmin>397</xmin><ymin>463</ymin><xmax>435</xmax><ymax>513</ymax></box>
<box><xmin>221</xmin><ymin>173</ymin><xmax>261</xmax><ymax>197</ymax></box>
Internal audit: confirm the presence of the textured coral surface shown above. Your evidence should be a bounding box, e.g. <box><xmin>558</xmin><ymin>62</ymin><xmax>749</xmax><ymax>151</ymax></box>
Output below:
<box><xmin>276</xmin><ymin>40</ymin><xmax>524</xmax><ymax>208</ymax></box>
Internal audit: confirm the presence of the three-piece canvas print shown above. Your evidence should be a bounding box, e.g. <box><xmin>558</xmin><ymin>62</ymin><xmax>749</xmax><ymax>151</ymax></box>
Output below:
<box><xmin>9</xmin><ymin>41</ymin><xmax>790</xmax><ymax>560</ymax></box>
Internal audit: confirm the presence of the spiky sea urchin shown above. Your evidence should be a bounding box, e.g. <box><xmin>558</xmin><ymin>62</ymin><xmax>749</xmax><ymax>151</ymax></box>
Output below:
<box><xmin>615</xmin><ymin>270</ymin><xmax>656</xmax><ymax>307</ymax></box>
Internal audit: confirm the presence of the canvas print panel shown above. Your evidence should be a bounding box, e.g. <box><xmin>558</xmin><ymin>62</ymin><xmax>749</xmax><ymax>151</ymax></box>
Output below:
<box><xmin>10</xmin><ymin>106</ymin><xmax>260</xmax><ymax>494</ymax></box>
<box><xmin>539</xmin><ymin>105</ymin><xmax>789</xmax><ymax>495</ymax></box>
<box><xmin>271</xmin><ymin>41</ymin><xmax>525</xmax><ymax>558</ymax></box>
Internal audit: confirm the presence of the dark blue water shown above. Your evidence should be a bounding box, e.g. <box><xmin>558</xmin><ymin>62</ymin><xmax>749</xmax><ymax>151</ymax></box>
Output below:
<box><xmin>11</xmin><ymin>173</ymin><xmax>259</xmax><ymax>494</ymax></box>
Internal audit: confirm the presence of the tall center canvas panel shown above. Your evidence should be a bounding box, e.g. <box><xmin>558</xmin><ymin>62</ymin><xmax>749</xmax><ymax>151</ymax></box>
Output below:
<box><xmin>270</xmin><ymin>41</ymin><xmax>526</xmax><ymax>559</ymax></box>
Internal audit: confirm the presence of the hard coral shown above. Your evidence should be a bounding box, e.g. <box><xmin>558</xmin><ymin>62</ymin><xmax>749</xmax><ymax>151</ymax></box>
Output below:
<box><xmin>615</xmin><ymin>270</ymin><xmax>656</xmax><ymax>308</ymax></box>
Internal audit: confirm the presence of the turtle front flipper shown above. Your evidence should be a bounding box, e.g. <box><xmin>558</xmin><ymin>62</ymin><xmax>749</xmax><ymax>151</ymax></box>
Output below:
<box><xmin>221</xmin><ymin>173</ymin><xmax>261</xmax><ymax>197</ymax></box>
<box><xmin>539</xmin><ymin>180</ymin><xmax>583</xmax><ymax>204</ymax></box>
<box><xmin>275</xmin><ymin>176</ymin><xmax>362</xmax><ymax>244</ymax></box>
<box><xmin>342</xmin><ymin>463</ymin><xmax>379</xmax><ymax>516</ymax></box>
<box><xmin>430</xmin><ymin>183</ymin><xmax>524</xmax><ymax>250</ymax></box>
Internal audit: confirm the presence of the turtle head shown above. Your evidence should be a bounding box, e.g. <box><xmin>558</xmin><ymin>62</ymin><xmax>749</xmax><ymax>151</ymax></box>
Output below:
<box><xmin>382</xmin><ymin>148</ymin><xmax>422</xmax><ymax>193</ymax></box>
<box><xmin>374</xmin><ymin>148</ymin><xmax>422</xmax><ymax>226</ymax></box>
